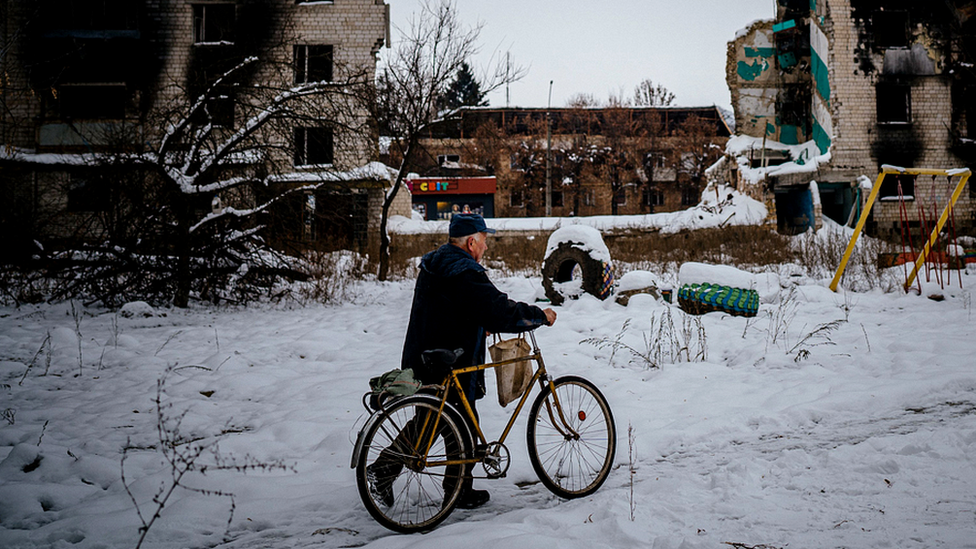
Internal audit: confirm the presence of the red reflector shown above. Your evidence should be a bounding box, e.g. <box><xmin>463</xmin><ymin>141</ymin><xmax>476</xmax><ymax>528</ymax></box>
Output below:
<box><xmin>578</xmin><ymin>411</ymin><xmax>586</xmax><ymax>422</ymax></box>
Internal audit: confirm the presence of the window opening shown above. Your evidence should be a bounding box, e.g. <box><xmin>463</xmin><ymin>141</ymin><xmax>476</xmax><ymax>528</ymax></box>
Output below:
<box><xmin>583</xmin><ymin>190</ymin><xmax>595</xmax><ymax>206</ymax></box>
<box><xmin>879</xmin><ymin>173</ymin><xmax>915</xmax><ymax>201</ymax></box>
<box><xmin>551</xmin><ymin>191</ymin><xmax>563</xmax><ymax>208</ymax></box>
<box><xmin>877</xmin><ymin>83</ymin><xmax>911</xmax><ymax>124</ymax></box>
<box><xmin>437</xmin><ymin>154</ymin><xmax>461</xmax><ymax>166</ymax></box>
<box><xmin>643</xmin><ymin>187</ymin><xmax>665</xmax><ymax>207</ymax></box>
<box><xmin>873</xmin><ymin>10</ymin><xmax>909</xmax><ymax>49</ymax></box>
<box><xmin>295</xmin><ymin>127</ymin><xmax>334</xmax><ymax>166</ymax></box>
<box><xmin>294</xmin><ymin>45</ymin><xmax>334</xmax><ymax>84</ymax></box>
<box><xmin>193</xmin><ymin>4</ymin><xmax>236</xmax><ymax>44</ymax></box>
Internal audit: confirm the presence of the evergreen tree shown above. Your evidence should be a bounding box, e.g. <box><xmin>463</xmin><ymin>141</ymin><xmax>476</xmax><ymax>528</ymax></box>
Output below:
<box><xmin>440</xmin><ymin>62</ymin><xmax>487</xmax><ymax>110</ymax></box>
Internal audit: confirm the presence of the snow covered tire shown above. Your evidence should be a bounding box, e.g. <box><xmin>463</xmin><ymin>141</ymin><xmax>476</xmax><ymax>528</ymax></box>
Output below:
<box><xmin>542</xmin><ymin>243</ymin><xmax>614</xmax><ymax>306</ymax></box>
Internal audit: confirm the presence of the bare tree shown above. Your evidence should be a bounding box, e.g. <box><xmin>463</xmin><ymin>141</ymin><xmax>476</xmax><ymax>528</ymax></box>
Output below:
<box><xmin>669</xmin><ymin>114</ymin><xmax>722</xmax><ymax>187</ymax></box>
<box><xmin>565</xmin><ymin>93</ymin><xmax>600</xmax><ymax>108</ymax></box>
<box><xmin>592</xmin><ymin>107</ymin><xmax>657</xmax><ymax>215</ymax></box>
<box><xmin>633</xmin><ymin>79</ymin><xmax>676</xmax><ymax>107</ymax></box>
<box><xmin>372</xmin><ymin>0</ymin><xmax>523</xmax><ymax>281</ymax></box>
<box><xmin>144</xmin><ymin>57</ymin><xmax>374</xmax><ymax>306</ymax></box>
<box><xmin>506</xmin><ymin>117</ymin><xmax>549</xmax><ymax>217</ymax></box>
<box><xmin>469</xmin><ymin>119</ymin><xmax>510</xmax><ymax>175</ymax></box>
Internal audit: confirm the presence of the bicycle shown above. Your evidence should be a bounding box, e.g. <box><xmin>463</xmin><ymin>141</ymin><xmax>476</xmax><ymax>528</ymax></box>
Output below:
<box><xmin>350</xmin><ymin>330</ymin><xmax>617</xmax><ymax>533</ymax></box>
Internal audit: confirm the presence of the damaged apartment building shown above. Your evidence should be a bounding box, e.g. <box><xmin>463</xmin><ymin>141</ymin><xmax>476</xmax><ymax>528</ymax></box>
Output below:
<box><xmin>723</xmin><ymin>0</ymin><xmax>976</xmax><ymax>238</ymax></box>
<box><xmin>399</xmin><ymin>106</ymin><xmax>731</xmax><ymax>220</ymax></box>
<box><xmin>0</xmin><ymin>0</ymin><xmax>407</xmax><ymax>260</ymax></box>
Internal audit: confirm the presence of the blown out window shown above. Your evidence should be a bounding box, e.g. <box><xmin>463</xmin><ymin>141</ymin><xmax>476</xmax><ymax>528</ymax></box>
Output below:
<box><xmin>294</xmin><ymin>127</ymin><xmax>334</xmax><ymax>166</ymax></box>
<box><xmin>877</xmin><ymin>84</ymin><xmax>911</xmax><ymax>124</ymax></box>
<box><xmin>879</xmin><ymin>173</ymin><xmax>915</xmax><ymax>200</ymax></box>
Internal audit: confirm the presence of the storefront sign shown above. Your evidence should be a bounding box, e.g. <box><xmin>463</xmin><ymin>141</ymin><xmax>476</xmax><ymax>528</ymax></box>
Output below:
<box><xmin>416</xmin><ymin>180</ymin><xmax>457</xmax><ymax>192</ymax></box>
<box><xmin>407</xmin><ymin>177</ymin><xmax>496</xmax><ymax>195</ymax></box>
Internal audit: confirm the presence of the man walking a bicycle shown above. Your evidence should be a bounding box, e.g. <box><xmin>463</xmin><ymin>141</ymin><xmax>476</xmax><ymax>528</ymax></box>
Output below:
<box><xmin>388</xmin><ymin>213</ymin><xmax>556</xmax><ymax>509</ymax></box>
<box><xmin>355</xmin><ymin>213</ymin><xmax>615</xmax><ymax>533</ymax></box>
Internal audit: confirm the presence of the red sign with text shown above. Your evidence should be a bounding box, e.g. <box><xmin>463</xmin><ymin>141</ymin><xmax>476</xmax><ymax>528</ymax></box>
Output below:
<box><xmin>406</xmin><ymin>177</ymin><xmax>497</xmax><ymax>195</ymax></box>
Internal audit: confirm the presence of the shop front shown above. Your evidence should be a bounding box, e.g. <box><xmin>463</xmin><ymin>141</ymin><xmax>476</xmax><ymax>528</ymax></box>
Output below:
<box><xmin>406</xmin><ymin>176</ymin><xmax>497</xmax><ymax>220</ymax></box>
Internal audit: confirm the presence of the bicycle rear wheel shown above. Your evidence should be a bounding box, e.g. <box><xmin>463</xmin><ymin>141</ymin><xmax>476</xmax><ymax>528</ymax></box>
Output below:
<box><xmin>355</xmin><ymin>395</ymin><xmax>468</xmax><ymax>532</ymax></box>
<box><xmin>526</xmin><ymin>375</ymin><xmax>616</xmax><ymax>498</ymax></box>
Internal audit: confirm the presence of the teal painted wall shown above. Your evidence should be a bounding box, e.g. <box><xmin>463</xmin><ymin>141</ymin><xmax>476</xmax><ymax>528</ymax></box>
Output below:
<box><xmin>812</xmin><ymin>117</ymin><xmax>831</xmax><ymax>154</ymax></box>
<box><xmin>811</xmin><ymin>44</ymin><xmax>830</xmax><ymax>104</ymax></box>
<box><xmin>737</xmin><ymin>59</ymin><xmax>769</xmax><ymax>81</ymax></box>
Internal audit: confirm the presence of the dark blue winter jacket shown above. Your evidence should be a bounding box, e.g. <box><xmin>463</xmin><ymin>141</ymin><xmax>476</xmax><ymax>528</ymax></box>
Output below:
<box><xmin>401</xmin><ymin>243</ymin><xmax>548</xmax><ymax>402</ymax></box>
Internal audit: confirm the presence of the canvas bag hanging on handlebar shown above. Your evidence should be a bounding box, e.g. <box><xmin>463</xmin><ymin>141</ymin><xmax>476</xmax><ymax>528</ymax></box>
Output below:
<box><xmin>488</xmin><ymin>334</ymin><xmax>533</xmax><ymax>407</ymax></box>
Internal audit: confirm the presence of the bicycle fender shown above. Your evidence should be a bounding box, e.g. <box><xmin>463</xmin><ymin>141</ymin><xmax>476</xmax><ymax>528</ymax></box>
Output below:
<box><xmin>350</xmin><ymin>410</ymin><xmax>386</xmax><ymax>469</ymax></box>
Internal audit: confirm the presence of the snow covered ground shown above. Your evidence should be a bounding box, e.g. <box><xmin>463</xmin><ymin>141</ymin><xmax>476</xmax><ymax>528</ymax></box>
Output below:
<box><xmin>2</xmin><ymin>262</ymin><xmax>976</xmax><ymax>549</ymax></box>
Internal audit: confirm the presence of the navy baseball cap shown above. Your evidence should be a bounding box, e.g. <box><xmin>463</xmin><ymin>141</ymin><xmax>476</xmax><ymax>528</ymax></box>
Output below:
<box><xmin>449</xmin><ymin>213</ymin><xmax>496</xmax><ymax>238</ymax></box>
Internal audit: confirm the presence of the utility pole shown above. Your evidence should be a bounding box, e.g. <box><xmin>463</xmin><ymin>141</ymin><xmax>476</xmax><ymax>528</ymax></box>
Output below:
<box><xmin>545</xmin><ymin>80</ymin><xmax>553</xmax><ymax>216</ymax></box>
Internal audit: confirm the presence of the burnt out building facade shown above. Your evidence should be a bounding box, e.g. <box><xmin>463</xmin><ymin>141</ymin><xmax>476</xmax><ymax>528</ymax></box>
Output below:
<box><xmin>0</xmin><ymin>0</ymin><xmax>404</xmax><ymax>259</ymax></box>
<box><xmin>726</xmin><ymin>0</ymin><xmax>976</xmax><ymax>238</ymax></box>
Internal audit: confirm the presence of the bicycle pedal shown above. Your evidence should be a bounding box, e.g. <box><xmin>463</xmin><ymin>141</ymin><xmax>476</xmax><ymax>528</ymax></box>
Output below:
<box><xmin>474</xmin><ymin>445</ymin><xmax>488</xmax><ymax>458</ymax></box>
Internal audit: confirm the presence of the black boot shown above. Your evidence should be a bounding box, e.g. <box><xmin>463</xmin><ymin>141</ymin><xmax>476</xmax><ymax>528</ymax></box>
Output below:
<box><xmin>454</xmin><ymin>474</ymin><xmax>489</xmax><ymax>509</ymax></box>
<box><xmin>456</xmin><ymin>488</ymin><xmax>490</xmax><ymax>509</ymax></box>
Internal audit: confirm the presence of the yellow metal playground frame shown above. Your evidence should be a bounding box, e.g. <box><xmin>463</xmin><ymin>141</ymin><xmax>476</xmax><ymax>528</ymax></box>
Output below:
<box><xmin>829</xmin><ymin>166</ymin><xmax>972</xmax><ymax>293</ymax></box>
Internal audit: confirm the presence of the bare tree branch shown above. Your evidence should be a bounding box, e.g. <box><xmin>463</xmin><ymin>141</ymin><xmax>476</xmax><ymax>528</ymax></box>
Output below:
<box><xmin>371</xmin><ymin>0</ymin><xmax>524</xmax><ymax>280</ymax></box>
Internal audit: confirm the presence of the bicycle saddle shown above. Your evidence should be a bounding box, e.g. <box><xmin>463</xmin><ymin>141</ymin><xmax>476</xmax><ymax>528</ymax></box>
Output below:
<box><xmin>421</xmin><ymin>348</ymin><xmax>464</xmax><ymax>368</ymax></box>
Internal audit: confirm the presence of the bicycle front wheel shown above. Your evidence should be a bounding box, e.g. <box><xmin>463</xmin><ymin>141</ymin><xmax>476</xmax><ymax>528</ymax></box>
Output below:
<box><xmin>526</xmin><ymin>375</ymin><xmax>616</xmax><ymax>498</ymax></box>
<box><xmin>355</xmin><ymin>395</ymin><xmax>468</xmax><ymax>532</ymax></box>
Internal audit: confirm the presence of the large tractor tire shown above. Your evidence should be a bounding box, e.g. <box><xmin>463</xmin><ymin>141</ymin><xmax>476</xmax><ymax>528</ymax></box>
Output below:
<box><xmin>542</xmin><ymin>243</ymin><xmax>614</xmax><ymax>306</ymax></box>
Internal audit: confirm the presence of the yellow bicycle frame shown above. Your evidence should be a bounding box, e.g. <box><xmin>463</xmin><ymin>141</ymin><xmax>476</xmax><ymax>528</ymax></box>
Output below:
<box><xmin>414</xmin><ymin>331</ymin><xmax>580</xmax><ymax>469</ymax></box>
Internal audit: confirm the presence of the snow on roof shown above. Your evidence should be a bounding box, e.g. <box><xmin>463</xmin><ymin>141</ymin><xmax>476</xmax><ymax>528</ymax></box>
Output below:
<box><xmin>389</xmin><ymin>184</ymin><xmax>767</xmax><ymax>237</ymax></box>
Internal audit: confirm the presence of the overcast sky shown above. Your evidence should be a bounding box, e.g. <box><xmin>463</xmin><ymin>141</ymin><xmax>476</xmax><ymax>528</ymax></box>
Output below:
<box><xmin>386</xmin><ymin>0</ymin><xmax>777</xmax><ymax>111</ymax></box>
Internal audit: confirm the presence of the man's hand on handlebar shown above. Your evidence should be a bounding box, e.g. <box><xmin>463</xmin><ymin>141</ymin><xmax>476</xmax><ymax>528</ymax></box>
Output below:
<box><xmin>543</xmin><ymin>308</ymin><xmax>557</xmax><ymax>326</ymax></box>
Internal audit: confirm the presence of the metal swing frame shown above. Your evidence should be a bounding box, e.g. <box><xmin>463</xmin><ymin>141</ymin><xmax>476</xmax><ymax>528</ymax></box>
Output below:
<box><xmin>829</xmin><ymin>165</ymin><xmax>972</xmax><ymax>293</ymax></box>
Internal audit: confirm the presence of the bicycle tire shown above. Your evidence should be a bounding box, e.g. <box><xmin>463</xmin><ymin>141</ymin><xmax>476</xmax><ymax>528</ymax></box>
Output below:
<box><xmin>355</xmin><ymin>395</ymin><xmax>469</xmax><ymax>532</ymax></box>
<box><xmin>526</xmin><ymin>375</ymin><xmax>616</xmax><ymax>498</ymax></box>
